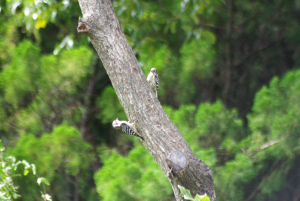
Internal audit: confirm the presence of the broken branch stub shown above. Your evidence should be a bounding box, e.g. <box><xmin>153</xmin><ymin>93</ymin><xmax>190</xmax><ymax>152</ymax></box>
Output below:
<box><xmin>166</xmin><ymin>151</ymin><xmax>216</xmax><ymax>201</ymax></box>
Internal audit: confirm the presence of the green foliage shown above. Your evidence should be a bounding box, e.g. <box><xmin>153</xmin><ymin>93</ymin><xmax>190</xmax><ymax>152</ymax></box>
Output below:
<box><xmin>0</xmin><ymin>40</ymin><xmax>93</xmax><ymax>103</ymax></box>
<box><xmin>178</xmin><ymin>39</ymin><xmax>216</xmax><ymax>103</ymax></box>
<box><xmin>0</xmin><ymin>40</ymin><xmax>93</xmax><ymax>135</ymax></box>
<box><xmin>195</xmin><ymin>100</ymin><xmax>243</xmax><ymax>144</ymax></box>
<box><xmin>248</xmin><ymin>70</ymin><xmax>300</xmax><ymax>158</ymax></box>
<box><xmin>240</xmin><ymin>70</ymin><xmax>300</xmax><ymax>200</ymax></box>
<box><xmin>96</xmin><ymin>86</ymin><xmax>127</xmax><ymax>124</ymax></box>
<box><xmin>0</xmin><ymin>40</ymin><xmax>40</xmax><ymax>106</ymax></box>
<box><xmin>180</xmin><ymin>40</ymin><xmax>215</xmax><ymax>79</ymax></box>
<box><xmin>0</xmin><ymin>140</ymin><xmax>52</xmax><ymax>201</ymax></box>
<box><xmin>93</xmin><ymin>66</ymin><xmax>300</xmax><ymax>199</ymax></box>
<box><xmin>55</xmin><ymin>47</ymin><xmax>93</xmax><ymax>92</ymax></box>
<box><xmin>95</xmin><ymin>146</ymin><xmax>172</xmax><ymax>201</ymax></box>
<box><xmin>96</xmin><ymin>100</ymin><xmax>243</xmax><ymax>201</ymax></box>
<box><xmin>10</xmin><ymin>125</ymin><xmax>92</xmax><ymax>200</ymax></box>
<box><xmin>7</xmin><ymin>0</ymin><xmax>81</xmax><ymax>44</ymax></box>
<box><xmin>39</xmin><ymin>46</ymin><xmax>93</xmax><ymax>93</ymax></box>
<box><xmin>164</xmin><ymin>101</ymin><xmax>242</xmax><ymax>162</ymax></box>
<box><xmin>12</xmin><ymin>125</ymin><xmax>92</xmax><ymax>180</ymax></box>
<box><xmin>37</xmin><ymin>177</ymin><xmax>50</xmax><ymax>186</ymax></box>
<box><xmin>211</xmin><ymin>69</ymin><xmax>300</xmax><ymax>201</ymax></box>
<box><xmin>140</xmin><ymin>44</ymin><xmax>179</xmax><ymax>100</ymax></box>
<box><xmin>214</xmin><ymin>154</ymin><xmax>255</xmax><ymax>200</ymax></box>
<box><xmin>2</xmin><ymin>0</ymin><xmax>300</xmax><ymax>200</ymax></box>
<box><xmin>164</xmin><ymin>102</ymin><xmax>245</xmax><ymax>200</ymax></box>
<box><xmin>139</xmin><ymin>38</ymin><xmax>216</xmax><ymax>104</ymax></box>
<box><xmin>114</xmin><ymin>0</ymin><xmax>220</xmax><ymax>50</ymax></box>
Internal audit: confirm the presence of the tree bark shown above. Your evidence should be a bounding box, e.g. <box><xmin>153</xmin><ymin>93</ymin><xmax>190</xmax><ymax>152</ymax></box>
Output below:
<box><xmin>77</xmin><ymin>0</ymin><xmax>216</xmax><ymax>200</ymax></box>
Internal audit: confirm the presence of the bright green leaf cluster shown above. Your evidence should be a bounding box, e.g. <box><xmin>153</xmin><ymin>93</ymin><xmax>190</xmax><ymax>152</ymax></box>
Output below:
<box><xmin>12</xmin><ymin>125</ymin><xmax>92</xmax><ymax>180</ymax></box>
<box><xmin>95</xmin><ymin>146</ymin><xmax>172</xmax><ymax>201</ymax></box>
<box><xmin>96</xmin><ymin>86</ymin><xmax>127</xmax><ymax>124</ymax></box>
<box><xmin>0</xmin><ymin>140</ymin><xmax>51</xmax><ymax>201</ymax></box>
<box><xmin>0</xmin><ymin>40</ymin><xmax>40</xmax><ymax>105</ymax></box>
<box><xmin>9</xmin><ymin>125</ymin><xmax>92</xmax><ymax>200</ymax></box>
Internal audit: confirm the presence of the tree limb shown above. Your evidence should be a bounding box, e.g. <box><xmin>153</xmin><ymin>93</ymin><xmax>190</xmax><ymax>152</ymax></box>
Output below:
<box><xmin>77</xmin><ymin>0</ymin><xmax>216</xmax><ymax>200</ymax></box>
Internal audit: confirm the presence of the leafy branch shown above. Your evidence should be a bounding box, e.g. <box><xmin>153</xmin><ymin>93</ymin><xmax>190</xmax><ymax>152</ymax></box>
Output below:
<box><xmin>0</xmin><ymin>140</ymin><xmax>51</xmax><ymax>201</ymax></box>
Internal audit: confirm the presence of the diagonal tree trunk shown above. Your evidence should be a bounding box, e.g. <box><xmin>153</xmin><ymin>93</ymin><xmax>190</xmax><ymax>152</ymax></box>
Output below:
<box><xmin>77</xmin><ymin>0</ymin><xmax>216</xmax><ymax>200</ymax></box>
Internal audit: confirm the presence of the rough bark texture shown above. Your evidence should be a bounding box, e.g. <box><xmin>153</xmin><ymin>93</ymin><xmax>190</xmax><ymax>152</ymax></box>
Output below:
<box><xmin>77</xmin><ymin>0</ymin><xmax>216</xmax><ymax>200</ymax></box>
<box><xmin>166</xmin><ymin>151</ymin><xmax>215</xmax><ymax>199</ymax></box>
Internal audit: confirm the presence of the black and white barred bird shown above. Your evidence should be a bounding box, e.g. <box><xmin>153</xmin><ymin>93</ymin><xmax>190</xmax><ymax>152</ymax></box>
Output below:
<box><xmin>112</xmin><ymin>118</ymin><xmax>144</xmax><ymax>140</ymax></box>
<box><xmin>147</xmin><ymin>68</ymin><xmax>159</xmax><ymax>97</ymax></box>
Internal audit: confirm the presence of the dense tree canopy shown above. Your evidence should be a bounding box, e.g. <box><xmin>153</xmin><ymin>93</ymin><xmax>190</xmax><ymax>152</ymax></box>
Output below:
<box><xmin>1</xmin><ymin>0</ymin><xmax>300</xmax><ymax>200</ymax></box>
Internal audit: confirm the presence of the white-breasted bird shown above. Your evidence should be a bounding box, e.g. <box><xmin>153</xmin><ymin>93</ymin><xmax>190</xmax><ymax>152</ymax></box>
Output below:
<box><xmin>147</xmin><ymin>68</ymin><xmax>159</xmax><ymax>97</ymax></box>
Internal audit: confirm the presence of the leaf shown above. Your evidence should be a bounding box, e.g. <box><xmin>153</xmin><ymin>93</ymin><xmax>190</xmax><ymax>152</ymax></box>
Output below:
<box><xmin>22</xmin><ymin>160</ymin><xmax>30</xmax><ymax>168</ymax></box>
<box><xmin>201</xmin><ymin>30</ymin><xmax>216</xmax><ymax>44</ymax></box>
<box><xmin>31</xmin><ymin>164</ymin><xmax>36</xmax><ymax>175</ymax></box>
<box><xmin>170</xmin><ymin>21</ymin><xmax>177</xmax><ymax>34</ymax></box>
<box><xmin>53</xmin><ymin>35</ymin><xmax>71</xmax><ymax>55</ymax></box>
<box><xmin>24</xmin><ymin>169</ymin><xmax>29</xmax><ymax>176</ymax></box>
<box><xmin>51</xmin><ymin>10</ymin><xmax>57</xmax><ymax>22</ymax></box>
<box><xmin>35</xmin><ymin>16</ymin><xmax>47</xmax><ymax>29</ymax></box>
<box><xmin>12</xmin><ymin>192</ymin><xmax>19</xmax><ymax>199</ymax></box>
<box><xmin>195</xmin><ymin>193</ymin><xmax>211</xmax><ymax>201</ymax></box>
<box><xmin>11</xmin><ymin>1</ymin><xmax>21</xmax><ymax>15</ymax></box>
<box><xmin>37</xmin><ymin>177</ymin><xmax>50</xmax><ymax>186</ymax></box>
<box><xmin>191</xmin><ymin>14</ymin><xmax>200</xmax><ymax>24</ymax></box>
<box><xmin>178</xmin><ymin>185</ymin><xmax>194</xmax><ymax>200</ymax></box>
<box><xmin>43</xmin><ymin>194</ymin><xmax>52</xmax><ymax>201</ymax></box>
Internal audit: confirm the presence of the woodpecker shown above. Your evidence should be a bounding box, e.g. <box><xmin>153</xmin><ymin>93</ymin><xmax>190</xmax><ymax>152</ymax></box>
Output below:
<box><xmin>112</xmin><ymin>118</ymin><xmax>144</xmax><ymax>140</ymax></box>
<box><xmin>147</xmin><ymin>68</ymin><xmax>159</xmax><ymax>97</ymax></box>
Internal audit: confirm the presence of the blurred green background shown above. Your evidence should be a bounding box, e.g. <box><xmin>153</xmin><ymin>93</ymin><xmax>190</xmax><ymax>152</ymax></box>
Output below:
<box><xmin>1</xmin><ymin>0</ymin><xmax>300</xmax><ymax>200</ymax></box>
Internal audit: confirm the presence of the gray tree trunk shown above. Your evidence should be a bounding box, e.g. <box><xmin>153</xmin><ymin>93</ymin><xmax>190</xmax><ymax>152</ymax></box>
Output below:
<box><xmin>77</xmin><ymin>0</ymin><xmax>216</xmax><ymax>200</ymax></box>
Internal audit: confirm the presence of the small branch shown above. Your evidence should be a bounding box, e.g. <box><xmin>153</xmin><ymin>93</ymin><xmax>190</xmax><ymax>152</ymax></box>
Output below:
<box><xmin>243</xmin><ymin>159</ymin><xmax>280</xmax><ymax>201</ymax></box>
<box><xmin>243</xmin><ymin>186</ymin><xmax>259</xmax><ymax>201</ymax></box>
<box><xmin>233</xmin><ymin>35</ymin><xmax>285</xmax><ymax>67</ymax></box>
<box><xmin>246</xmin><ymin>134</ymin><xmax>290</xmax><ymax>156</ymax></box>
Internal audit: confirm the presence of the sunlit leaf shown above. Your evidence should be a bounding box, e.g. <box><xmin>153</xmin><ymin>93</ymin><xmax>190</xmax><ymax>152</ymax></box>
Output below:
<box><xmin>201</xmin><ymin>30</ymin><xmax>216</xmax><ymax>44</ymax></box>
<box><xmin>35</xmin><ymin>16</ymin><xmax>47</xmax><ymax>29</ymax></box>
<box><xmin>24</xmin><ymin>169</ymin><xmax>29</xmax><ymax>176</ymax></box>
<box><xmin>31</xmin><ymin>164</ymin><xmax>36</xmax><ymax>175</ymax></box>
<box><xmin>178</xmin><ymin>185</ymin><xmax>194</xmax><ymax>200</ymax></box>
<box><xmin>11</xmin><ymin>1</ymin><xmax>21</xmax><ymax>15</ymax></box>
<box><xmin>195</xmin><ymin>193</ymin><xmax>211</xmax><ymax>201</ymax></box>
<box><xmin>37</xmin><ymin>177</ymin><xmax>50</xmax><ymax>186</ymax></box>
<box><xmin>51</xmin><ymin>10</ymin><xmax>57</xmax><ymax>22</ymax></box>
<box><xmin>53</xmin><ymin>35</ymin><xmax>71</xmax><ymax>55</ymax></box>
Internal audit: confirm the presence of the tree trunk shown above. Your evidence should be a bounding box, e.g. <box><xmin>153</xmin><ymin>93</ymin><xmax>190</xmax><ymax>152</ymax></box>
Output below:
<box><xmin>76</xmin><ymin>0</ymin><xmax>216</xmax><ymax>200</ymax></box>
